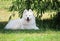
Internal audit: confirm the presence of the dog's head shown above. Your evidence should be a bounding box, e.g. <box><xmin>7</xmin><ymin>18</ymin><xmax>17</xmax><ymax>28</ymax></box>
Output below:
<box><xmin>23</xmin><ymin>9</ymin><xmax>35</xmax><ymax>22</ymax></box>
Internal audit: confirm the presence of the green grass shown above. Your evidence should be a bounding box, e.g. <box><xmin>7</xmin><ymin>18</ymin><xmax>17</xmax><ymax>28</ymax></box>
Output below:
<box><xmin>0</xmin><ymin>30</ymin><xmax>60</xmax><ymax>41</ymax></box>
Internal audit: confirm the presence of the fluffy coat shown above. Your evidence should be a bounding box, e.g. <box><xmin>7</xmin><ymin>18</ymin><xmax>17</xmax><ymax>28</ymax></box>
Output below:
<box><xmin>4</xmin><ymin>9</ymin><xmax>39</xmax><ymax>30</ymax></box>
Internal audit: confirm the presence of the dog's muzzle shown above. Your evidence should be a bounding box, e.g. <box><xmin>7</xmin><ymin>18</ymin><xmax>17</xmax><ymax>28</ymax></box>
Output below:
<box><xmin>27</xmin><ymin>17</ymin><xmax>30</xmax><ymax>21</ymax></box>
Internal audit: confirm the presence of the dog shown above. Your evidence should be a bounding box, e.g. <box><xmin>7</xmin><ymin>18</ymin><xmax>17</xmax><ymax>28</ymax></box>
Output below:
<box><xmin>4</xmin><ymin>9</ymin><xmax>39</xmax><ymax>30</ymax></box>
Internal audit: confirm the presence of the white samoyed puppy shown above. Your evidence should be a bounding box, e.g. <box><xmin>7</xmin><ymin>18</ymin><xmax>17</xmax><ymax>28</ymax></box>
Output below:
<box><xmin>4</xmin><ymin>9</ymin><xmax>39</xmax><ymax>30</ymax></box>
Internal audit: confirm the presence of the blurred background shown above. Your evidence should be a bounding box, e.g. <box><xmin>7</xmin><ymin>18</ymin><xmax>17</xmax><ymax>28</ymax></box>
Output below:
<box><xmin>0</xmin><ymin>0</ymin><xmax>60</xmax><ymax>41</ymax></box>
<box><xmin>0</xmin><ymin>0</ymin><xmax>60</xmax><ymax>30</ymax></box>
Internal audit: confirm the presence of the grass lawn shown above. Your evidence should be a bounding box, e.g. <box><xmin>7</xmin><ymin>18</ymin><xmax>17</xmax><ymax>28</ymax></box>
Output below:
<box><xmin>0</xmin><ymin>30</ymin><xmax>60</xmax><ymax>41</ymax></box>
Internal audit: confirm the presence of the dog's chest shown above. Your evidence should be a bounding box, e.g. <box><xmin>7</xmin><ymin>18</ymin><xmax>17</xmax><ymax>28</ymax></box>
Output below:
<box><xmin>23</xmin><ymin>22</ymin><xmax>35</xmax><ymax>29</ymax></box>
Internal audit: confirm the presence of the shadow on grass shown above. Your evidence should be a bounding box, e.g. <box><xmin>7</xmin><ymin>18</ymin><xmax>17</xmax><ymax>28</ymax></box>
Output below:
<box><xmin>1</xmin><ymin>29</ymin><xmax>57</xmax><ymax>34</ymax></box>
<box><xmin>0</xmin><ymin>21</ymin><xmax>7</xmax><ymax>29</ymax></box>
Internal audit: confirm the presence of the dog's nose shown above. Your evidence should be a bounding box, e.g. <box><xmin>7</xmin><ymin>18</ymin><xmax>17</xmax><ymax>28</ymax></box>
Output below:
<box><xmin>27</xmin><ymin>17</ymin><xmax>29</xmax><ymax>21</ymax></box>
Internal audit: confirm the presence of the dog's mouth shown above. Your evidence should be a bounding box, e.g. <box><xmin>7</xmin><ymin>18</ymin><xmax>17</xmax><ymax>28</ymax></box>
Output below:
<box><xmin>26</xmin><ymin>17</ymin><xmax>30</xmax><ymax>22</ymax></box>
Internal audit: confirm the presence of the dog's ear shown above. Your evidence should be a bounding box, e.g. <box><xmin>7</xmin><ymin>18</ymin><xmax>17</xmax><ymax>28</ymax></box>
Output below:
<box><xmin>23</xmin><ymin>9</ymin><xmax>28</xmax><ymax>14</ymax></box>
<box><xmin>29</xmin><ymin>9</ymin><xmax>33</xmax><ymax>12</ymax></box>
<box><xmin>29</xmin><ymin>9</ymin><xmax>34</xmax><ymax>14</ymax></box>
<box><xmin>29</xmin><ymin>9</ymin><xmax>35</xmax><ymax>16</ymax></box>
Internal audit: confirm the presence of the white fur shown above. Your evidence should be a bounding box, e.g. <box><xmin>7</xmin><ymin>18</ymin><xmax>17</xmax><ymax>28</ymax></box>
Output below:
<box><xmin>4</xmin><ymin>9</ymin><xmax>39</xmax><ymax>30</ymax></box>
